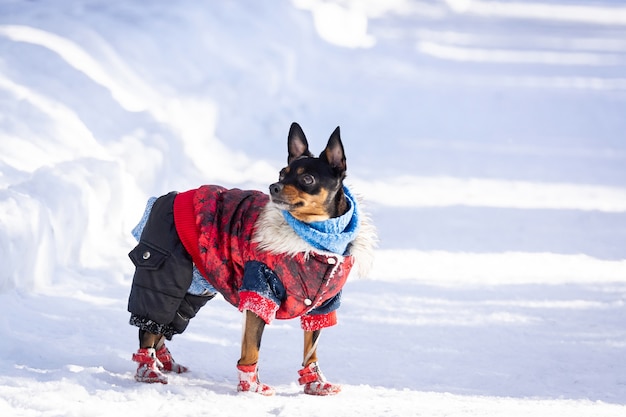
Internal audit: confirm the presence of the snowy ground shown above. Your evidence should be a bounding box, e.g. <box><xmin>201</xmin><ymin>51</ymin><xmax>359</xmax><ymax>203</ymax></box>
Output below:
<box><xmin>1</xmin><ymin>0</ymin><xmax>626</xmax><ymax>416</ymax></box>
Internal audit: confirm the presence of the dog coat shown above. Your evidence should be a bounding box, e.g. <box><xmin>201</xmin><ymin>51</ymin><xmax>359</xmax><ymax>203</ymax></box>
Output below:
<box><xmin>173</xmin><ymin>185</ymin><xmax>366</xmax><ymax>331</ymax></box>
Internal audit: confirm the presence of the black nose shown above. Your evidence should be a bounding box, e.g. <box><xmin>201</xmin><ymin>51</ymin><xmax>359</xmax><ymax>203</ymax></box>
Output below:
<box><xmin>269</xmin><ymin>182</ymin><xmax>284</xmax><ymax>196</ymax></box>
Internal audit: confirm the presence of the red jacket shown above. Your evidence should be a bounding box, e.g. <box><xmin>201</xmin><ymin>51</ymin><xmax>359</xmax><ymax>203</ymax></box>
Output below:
<box><xmin>173</xmin><ymin>185</ymin><xmax>354</xmax><ymax>331</ymax></box>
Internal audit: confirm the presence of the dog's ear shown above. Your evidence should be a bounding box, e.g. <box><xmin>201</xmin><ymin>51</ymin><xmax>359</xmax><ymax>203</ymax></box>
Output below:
<box><xmin>288</xmin><ymin>122</ymin><xmax>313</xmax><ymax>164</ymax></box>
<box><xmin>321</xmin><ymin>126</ymin><xmax>346</xmax><ymax>173</ymax></box>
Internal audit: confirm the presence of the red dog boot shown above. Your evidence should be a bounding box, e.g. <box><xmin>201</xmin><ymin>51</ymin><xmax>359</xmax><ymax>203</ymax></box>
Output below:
<box><xmin>298</xmin><ymin>362</ymin><xmax>341</xmax><ymax>396</ymax></box>
<box><xmin>236</xmin><ymin>363</ymin><xmax>275</xmax><ymax>396</ymax></box>
<box><xmin>155</xmin><ymin>344</ymin><xmax>188</xmax><ymax>374</ymax></box>
<box><xmin>132</xmin><ymin>348</ymin><xmax>168</xmax><ymax>384</ymax></box>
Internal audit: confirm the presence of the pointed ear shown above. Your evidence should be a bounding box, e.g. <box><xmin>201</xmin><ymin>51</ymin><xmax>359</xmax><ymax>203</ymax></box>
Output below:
<box><xmin>288</xmin><ymin>122</ymin><xmax>313</xmax><ymax>163</ymax></box>
<box><xmin>321</xmin><ymin>126</ymin><xmax>346</xmax><ymax>173</ymax></box>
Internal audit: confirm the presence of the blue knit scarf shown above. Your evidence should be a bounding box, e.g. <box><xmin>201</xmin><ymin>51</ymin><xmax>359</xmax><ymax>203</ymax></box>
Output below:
<box><xmin>282</xmin><ymin>186</ymin><xmax>360</xmax><ymax>255</ymax></box>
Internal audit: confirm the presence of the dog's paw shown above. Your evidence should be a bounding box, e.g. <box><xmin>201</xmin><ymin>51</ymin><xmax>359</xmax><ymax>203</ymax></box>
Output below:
<box><xmin>237</xmin><ymin>363</ymin><xmax>276</xmax><ymax>396</ymax></box>
<box><xmin>303</xmin><ymin>381</ymin><xmax>342</xmax><ymax>396</ymax></box>
<box><xmin>237</xmin><ymin>380</ymin><xmax>276</xmax><ymax>396</ymax></box>
<box><xmin>132</xmin><ymin>348</ymin><xmax>168</xmax><ymax>384</ymax></box>
<box><xmin>155</xmin><ymin>345</ymin><xmax>188</xmax><ymax>374</ymax></box>
<box><xmin>298</xmin><ymin>362</ymin><xmax>341</xmax><ymax>396</ymax></box>
<box><xmin>134</xmin><ymin>364</ymin><xmax>168</xmax><ymax>384</ymax></box>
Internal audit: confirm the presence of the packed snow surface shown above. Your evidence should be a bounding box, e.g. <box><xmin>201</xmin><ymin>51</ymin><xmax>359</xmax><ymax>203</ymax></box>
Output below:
<box><xmin>1</xmin><ymin>1</ymin><xmax>626</xmax><ymax>416</ymax></box>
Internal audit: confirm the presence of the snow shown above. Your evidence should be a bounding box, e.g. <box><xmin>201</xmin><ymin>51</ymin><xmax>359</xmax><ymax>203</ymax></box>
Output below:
<box><xmin>1</xmin><ymin>0</ymin><xmax>626</xmax><ymax>415</ymax></box>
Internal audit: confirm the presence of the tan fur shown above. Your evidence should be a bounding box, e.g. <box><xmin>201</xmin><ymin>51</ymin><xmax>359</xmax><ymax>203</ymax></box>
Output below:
<box><xmin>277</xmin><ymin>184</ymin><xmax>330</xmax><ymax>222</ymax></box>
<box><xmin>239</xmin><ymin>310</ymin><xmax>265</xmax><ymax>366</ymax></box>
<box><xmin>303</xmin><ymin>330</ymin><xmax>319</xmax><ymax>366</ymax></box>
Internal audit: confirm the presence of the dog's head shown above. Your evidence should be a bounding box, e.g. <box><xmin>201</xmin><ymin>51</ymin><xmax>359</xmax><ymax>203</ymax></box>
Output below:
<box><xmin>269</xmin><ymin>122</ymin><xmax>348</xmax><ymax>223</ymax></box>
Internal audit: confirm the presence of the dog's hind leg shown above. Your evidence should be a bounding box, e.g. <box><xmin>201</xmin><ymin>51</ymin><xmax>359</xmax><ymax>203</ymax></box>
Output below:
<box><xmin>139</xmin><ymin>329</ymin><xmax>162</xmax><ymax>349</ymax></box>
<box><xmin>135</xmin><ymin>330</ymin><xmax>188</xmax><ymax>377</ymax></box>
<box><xmin>236</xmin><ymin>310</ymin><xmax>275</xmax><ymax>395</ymax></box>
<box><xmin>133</xmin><ymin>330</ymin><xmax>169</xmax><ymax>383</ymax></box>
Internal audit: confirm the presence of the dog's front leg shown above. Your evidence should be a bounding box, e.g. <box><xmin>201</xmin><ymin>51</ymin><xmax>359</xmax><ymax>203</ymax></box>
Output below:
<box><xmin>236</xmin><ymin>310</ymin><xmax>275</xmax><ymax>395</ymax></box>
<box><xmin>303</xmin><ymin>329</ymin><xmax>321</xmax><ymax>367</ymax></box>
<box><xmin>298</xmin><ymin>329</ymin><xmax>341</xmax><ymax>395</ymax></box>
<box><xmin>238</xmin><ymin>309</ymin><xmax>265</xmax><ymax>366</ymax></box>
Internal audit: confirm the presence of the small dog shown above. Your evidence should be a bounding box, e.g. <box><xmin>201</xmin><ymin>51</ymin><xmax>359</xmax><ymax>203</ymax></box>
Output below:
<box><xmin>127</xmin><ymin>122</ymin><xmax>375</xmax><ymax>395</ymax></box>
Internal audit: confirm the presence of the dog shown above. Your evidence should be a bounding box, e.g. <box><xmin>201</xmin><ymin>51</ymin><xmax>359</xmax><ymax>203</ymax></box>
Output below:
<box><xmin>126</xmin><ymin>122</ymin><xmax>376</xmax><ymax>395</ymax></box>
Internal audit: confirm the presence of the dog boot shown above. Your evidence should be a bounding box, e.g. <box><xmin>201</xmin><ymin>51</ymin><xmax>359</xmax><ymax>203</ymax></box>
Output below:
<box><xmin>236</xmin><ymin>363</ymin><xmax>275</xmax><ymax>396</ymax></box>
<box><xmin>155</xmin><ymin>344</ymin><xmax>188</xmax><ymax>373</ymax></box>
<box><xmin>132</xmin><ymin>348</ymin><xmax>168</xmax><ymax>384</ymax></box>
<box><xmin>298</xmin><ymin>362</ymin><xmax>341</xmax><ymax>396</ymax></box>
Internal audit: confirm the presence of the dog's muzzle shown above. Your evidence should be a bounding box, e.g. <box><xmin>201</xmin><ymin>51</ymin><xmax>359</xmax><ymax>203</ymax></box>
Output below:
<box><xmin>269</xmin><ymin>182</ymin><xmax>284</xmax><ymax>197</ymax></box>
<box><xmin>269</xmin><ymin>182</ymin><xmax>290</xmax><ymax>207</ymax></box>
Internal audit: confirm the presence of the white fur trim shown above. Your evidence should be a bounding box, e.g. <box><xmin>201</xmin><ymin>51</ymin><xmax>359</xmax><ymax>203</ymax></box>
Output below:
<box><xmin>252</xmin><ymin>200</ymin><xmax>377</xmax><ymax>278</ymax></box>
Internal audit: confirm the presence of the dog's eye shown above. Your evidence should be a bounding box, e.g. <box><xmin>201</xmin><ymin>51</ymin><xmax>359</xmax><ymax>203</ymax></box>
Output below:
<box><xmin>300</xmin><ymin>174</ymin><xmax>315</xmax><ymax>186</ymax></box>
